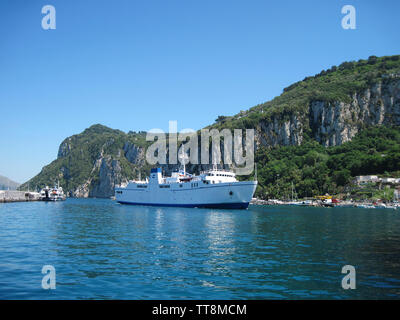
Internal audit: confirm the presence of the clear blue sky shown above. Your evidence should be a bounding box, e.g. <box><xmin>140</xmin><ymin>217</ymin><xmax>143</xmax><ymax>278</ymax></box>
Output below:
<box><xmin>1</xmin><ymin>0</ymin><xmax>399</xmax><ymax>183</ymax></box>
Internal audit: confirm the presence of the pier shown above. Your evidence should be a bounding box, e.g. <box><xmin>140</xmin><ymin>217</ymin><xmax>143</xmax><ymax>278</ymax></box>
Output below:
<box><xmin>0</xmin><ymin>190</ymin><xmax>41</xmax><ymax>203</ymax></box>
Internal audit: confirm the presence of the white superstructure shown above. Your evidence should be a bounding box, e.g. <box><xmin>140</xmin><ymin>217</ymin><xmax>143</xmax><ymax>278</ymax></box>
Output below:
<box><xmin>115</xmin><ymin>167</ymin><xmax>257</xmax><ymax>209</ymax></box>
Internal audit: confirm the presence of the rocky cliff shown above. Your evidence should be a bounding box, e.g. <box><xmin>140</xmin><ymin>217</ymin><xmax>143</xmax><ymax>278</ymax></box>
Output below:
<box><xmin>20</xmin><ymin>124</ymin><xmax>150</xmax><ymax>198</ymax></box>
<box><xmin>255</xmin><ymin>76</ymin><xmax>400</xmax><ymax>148</ymax></box>
<box><xmin>309</xmin><ymin>77</ymin><xmax>400</xmax><ymax>146</ymax></box>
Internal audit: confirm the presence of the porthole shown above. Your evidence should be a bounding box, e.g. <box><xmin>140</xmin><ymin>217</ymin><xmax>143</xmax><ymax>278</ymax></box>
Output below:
<box><xmin>229</xmin><ymin>191</ymin><xmax>233</xmax><ymax>196</ymax></box>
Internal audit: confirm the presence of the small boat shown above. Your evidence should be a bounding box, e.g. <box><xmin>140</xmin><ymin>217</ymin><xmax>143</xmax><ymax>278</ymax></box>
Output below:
<box><xmin>40</xmin><ymin>183</ymin><xmax>66</xmax><ymax>201</ymax></box>
<box><xmin>356</xmin><ymin>204</ymin><xmax>375</xmax><ymax>209</ymax></box>
<box><xmin>267</xmin><ymin>199</ymin><xmax>285</xmax><ymax>205</ymax></box>
<box><xmin>373</xmin><ymin>203</ymin><xmax>397</xmax><ymax>210</ymax></box>
<box><xmin>288</xmin><ymin>200</ymin><xmax>313</xmax><ymax>206</ymax></box>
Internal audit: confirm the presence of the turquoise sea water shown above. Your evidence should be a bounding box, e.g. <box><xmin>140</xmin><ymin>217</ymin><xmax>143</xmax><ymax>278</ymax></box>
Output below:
<box><xmin>0</xmin><ymin>198</ymin><xmax>399</xmax><ymax>299</ymax></box>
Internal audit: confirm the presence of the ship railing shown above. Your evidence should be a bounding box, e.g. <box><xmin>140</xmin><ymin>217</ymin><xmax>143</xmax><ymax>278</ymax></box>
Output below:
<box><xmin>200</xmin><ymin>169</ymin><xmax>235</xmax><ymax>175</ymax></box>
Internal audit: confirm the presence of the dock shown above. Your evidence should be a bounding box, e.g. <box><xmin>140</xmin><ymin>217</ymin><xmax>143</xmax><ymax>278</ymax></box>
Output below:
<box><xmin>0</xmin><ymin>190</ymin><xmax>41</xmax><ymax>203</ymax></box>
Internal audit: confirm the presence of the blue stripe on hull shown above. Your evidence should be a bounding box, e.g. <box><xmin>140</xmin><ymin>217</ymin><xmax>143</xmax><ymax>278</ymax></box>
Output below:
<box><xmin>117</xmin><ymin>201</ymin><xmax>249</xmax><ymax>210</ymax></box>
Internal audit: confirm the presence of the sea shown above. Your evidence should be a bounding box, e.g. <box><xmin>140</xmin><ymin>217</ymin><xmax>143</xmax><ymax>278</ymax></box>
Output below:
<box><xmin>0</xmin><ymin>198</ymin><xmax>399</xmax><ymax>299</ymax></box>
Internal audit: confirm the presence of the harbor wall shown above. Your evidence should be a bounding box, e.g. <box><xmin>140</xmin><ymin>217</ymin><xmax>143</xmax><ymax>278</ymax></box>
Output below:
<box><xmin>0</xmin><ymin>190</ymin><xmax>41</xmax><ymax>203</ymax></box>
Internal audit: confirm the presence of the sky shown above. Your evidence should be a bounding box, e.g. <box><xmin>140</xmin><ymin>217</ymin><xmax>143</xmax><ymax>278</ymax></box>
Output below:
<box><xmin>0</xmin><ymin>0</ymin><xmax>399</xmax><ymax>183</ymax></box>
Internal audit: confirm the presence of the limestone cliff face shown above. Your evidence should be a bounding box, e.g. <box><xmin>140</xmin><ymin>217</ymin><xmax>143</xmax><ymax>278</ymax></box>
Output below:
<box><xmin>72</xmin><ymin>142</ymin><xmax>146</xmax><ymax>198</ymax></box>
<box><xmin>72</xmin><ymin>180</ymin><xmax>91</xmax><ymax>198</ymax></box>
<box><xmin>309</xmin><ymin>78</ymin><xmax>400</xmax><ymax>146</ymax></box>
<box><xmin>255</xmin><ymin>77</ymin><xmax>400</xmax><ymax>148</ymax></box>
<box><xmin>257</xmin><ymin>113</ymin><xmax>304</xmax><ymax>147</ymax></box>
<box><xmin>123</xmin><ymin>142</ymin><xmax>145</xmax><ymax>165</ymax></box>
<box><xmin>57</xmin><ymin>138</ymin><xmax>72</xmax><ymax>158</ymax></box>
<box><xmin>89</xmin><ymin>157</ymin><xmax>123</xmax><ymax>198</ymax></box>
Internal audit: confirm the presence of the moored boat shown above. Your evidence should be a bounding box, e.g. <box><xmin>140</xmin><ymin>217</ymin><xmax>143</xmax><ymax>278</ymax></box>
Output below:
<box><xmin>40</xmin><ymin>184</ymin><xmax>66</xmax><ymax>201</ymax></box>
<box><xmin>356</xmin><ymin>204</ymin><xmax>375</xmax><ymax>209</ymax></box>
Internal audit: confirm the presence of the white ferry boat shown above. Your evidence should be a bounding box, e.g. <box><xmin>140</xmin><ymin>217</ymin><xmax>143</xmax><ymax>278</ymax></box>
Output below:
<box><xmin>115</xmin><ymin>166</ymin><xmax>257</xmax><ymax>209</ymax></box>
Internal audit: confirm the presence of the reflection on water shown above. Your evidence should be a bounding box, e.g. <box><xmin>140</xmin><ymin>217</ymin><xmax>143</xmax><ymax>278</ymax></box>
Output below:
<box><xmin>0</xmin><ymin>199</ymin><xmax>400</xmax><ymax>299</ymax></box>
<box><xmin>205</xmin><ymin>210</ymin><xmax>236</xmax><ymax>257</ymax></box>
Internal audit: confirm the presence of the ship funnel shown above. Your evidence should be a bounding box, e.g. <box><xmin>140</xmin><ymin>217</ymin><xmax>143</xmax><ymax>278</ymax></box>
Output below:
<box><xmin>150</xmin><ymin>168</ymin><xmax>163</xmax><ymax>184</ymax></box>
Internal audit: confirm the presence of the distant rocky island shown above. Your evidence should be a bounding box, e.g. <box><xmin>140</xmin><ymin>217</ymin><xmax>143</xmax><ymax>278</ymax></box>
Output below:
<box><xmin>0</xmin><ymin>175</ymin><xmax>20</xmax><ymax>190</ymax></box>
<box><xmin>20</xmin><ymin>55</ymin><xmax>400</xmax><ymax>199</ymax></box>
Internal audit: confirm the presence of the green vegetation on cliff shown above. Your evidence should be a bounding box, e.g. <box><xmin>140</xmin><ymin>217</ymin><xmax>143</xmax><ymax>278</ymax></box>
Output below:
<box><xmin>253</xmin><ymin>126</ymin><xmax>400</xmax><ymax>199</ymax></box>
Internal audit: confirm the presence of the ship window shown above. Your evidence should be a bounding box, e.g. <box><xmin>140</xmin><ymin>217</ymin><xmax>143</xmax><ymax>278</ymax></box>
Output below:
<box><xmin>137</xmin><ymin>185</ymin><xmax>147</xmax><ymax>188</ymax></box>
<box><xmin>179</xmin><ymin>184</ymin><xmax>183</xmax><ymax>188</ymax></box>
<box><xmin>159</xmin><ymin>185</ymin><xmax>170</xmax><ymax>188</ymax></box>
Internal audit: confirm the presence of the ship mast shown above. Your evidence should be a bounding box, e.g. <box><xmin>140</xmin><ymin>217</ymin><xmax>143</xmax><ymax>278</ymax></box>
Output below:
<box><xmin>179</xmin><ymin>144</ymin><xmax>188</xmax><ymax>176</ymax></box>
<box><xmin>183</xmin><ymin>145</ymin><xmax>185</xmax><ymax>176</ymax></box>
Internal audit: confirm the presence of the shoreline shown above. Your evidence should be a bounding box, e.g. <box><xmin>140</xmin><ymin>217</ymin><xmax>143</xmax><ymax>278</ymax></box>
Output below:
<box><xmin>2</xmin><ymin>192</ymin><xmax>398</xmax><ymax>210</ymax></box>
<box><xmin>250</xmin><ymin>198</ymin><xmax>399</xmax><ymax>209</ymax></box>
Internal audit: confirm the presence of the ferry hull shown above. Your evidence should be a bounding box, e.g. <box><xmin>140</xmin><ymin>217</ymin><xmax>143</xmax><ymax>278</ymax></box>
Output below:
<box><xmin>115</xmin><ymin>181</ymin><xmax>257</xmax><ymax>210</ymax></box>
<box><xmin>117</xmin><ymin>201</ymin><xmax>250</xmax><ymax>209</ymax></box>
<box><xmin>41</xmin><ymin>197</ymin><xmax>65</xmax><ymax>202</ymax></box>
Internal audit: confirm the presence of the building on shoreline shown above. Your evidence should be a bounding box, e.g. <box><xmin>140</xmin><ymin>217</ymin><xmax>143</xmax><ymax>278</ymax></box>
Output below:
<box><xmin>354</xmin><ymin>176</ymin><xmax>400</xmax><ymax>186</ymax></box>
<box><xmin>395</xmin><ymin>188</ymin><xmax>400</xmax><ymax>201</ymax></box>
<box><xmin>353</xmin><ymin>176</ymin><xmax>379</xmax><ymax>185</ymax></box>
